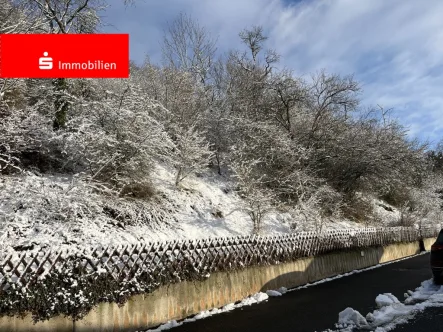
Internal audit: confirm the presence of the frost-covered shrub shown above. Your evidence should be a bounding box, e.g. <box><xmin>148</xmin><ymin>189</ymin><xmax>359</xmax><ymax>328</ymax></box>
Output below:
<box><xmin>0</xmin><ymin>105</ymin><xmax>62</xmax><ymax>174</ymax></box>
<box><xmin>0</xmin><ymin>173</ymin><xmax>181</xmax><ymax>253</ymax></box>
<box><xmin>231</xmin><ymin>157</ymin><xmax>276</xmax><ymax>234</ymax></box>
<box><xmin>173</xmin><ymin>125</ymin><xmax>213</xmax><ymax>186</ymax></box>
<box><xmin>287</xmin><ymin>184</ymin><xmax>343</xmax><ymax>232</ymax></box>
<box><xmin>0</xmin><ymin>78</ymin><xmax>27</xmax><ymax>111</ymax></box>
<box><xmin>56</xmin><ymin>80</ymin><xmax>175</xmax><ymax>191</ymax></box>
<box><xmin>229</xmin><ymin>119</ymin><xmax>315</xmax><ymax>200</ymax></box>
<box><xmin>409</xmin><ymin>175</ymin><xmax>443</xmax><ymax>229</ymax></box>
<box><xmin>383</xmin><ymin>175</ymin><xmax>443</xmax><ymax>228</ymax></box>
<box><xmin>380</xmin><ymin>185</ymin><xmax>413</xmax><ymax>208</ymax></box>
<box><xmin>228</xmin><ymin>116</ymin><xmax>345</xmax><ymax>232</ymax></box>
<box><xmin>341</xmin><ymin>194</ymin><xmax>374</xmax><ymax>223</ymax></box>
<box><xmin>2</xmin><ymin>76</ymin><xmax>177</xmax><ymax>192</ymax></box>
<box><xmin>119</xmin><ymin>180</ymin><xmax>156</xmax><ymax>199</ymax></box>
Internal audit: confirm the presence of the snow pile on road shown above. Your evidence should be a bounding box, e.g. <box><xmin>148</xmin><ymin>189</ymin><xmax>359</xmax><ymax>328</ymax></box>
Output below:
<box><xmin>144</xmin><ymin>320</ymin><xmax>182</xmax><ymax>331</ymax></box>
<box><xmin>240</xmin><ymin>292</ymin><xmax>269</xmax><ymax>305</ymax></box>
<box><xmin>266</xmin><ymin>289</ymin><xmax>283</xmax><ymax>297</ymax></box>
<box><xmin>375</xmin><ymin>293</ymin><xmax>401</xmax><ymax>308</ymax></box>
<box><xmin>143</xmin><ymin>292</ymin><xmax>269</xmax><ymax>331</ymax></box>
<box><xmin>265</xmin><ymin>287</ymin><xmax>289</xmax><ymax>297</ymax></box>
<box><xmin>337</xmin><ymin>307</ymin><xmax>369</xmax><ymax>329</ymax></box>
<box><xmin>333</xmin><ymin>279</ymin><xmax>443</xmax><ymax>332</ymax></box>
<box><xmin>278</xmin><ymin>286</ymin><xmax>288</xmax><ymax>294</ymax></box>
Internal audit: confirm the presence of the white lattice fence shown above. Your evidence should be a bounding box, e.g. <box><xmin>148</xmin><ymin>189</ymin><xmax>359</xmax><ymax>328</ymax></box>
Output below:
<box><xmin>0</xmin><ymin>226</ymin><xmax>438</xmax><ymax>292</ymax></box>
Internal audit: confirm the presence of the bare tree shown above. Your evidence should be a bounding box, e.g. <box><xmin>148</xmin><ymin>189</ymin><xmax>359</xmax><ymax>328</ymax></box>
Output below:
<box><xmin>26</xmin><ymin>0</ymin><xmax>106</xmax><ymax>33</ymax></box>
<box><xmin>231</xmin><ymin>157</ymin><xmax>276</xmax><ymax>234</ymax></box>
<box><xmin>25</xmin><ymin>0</ymin><xmax>106</xmax><ymax>129</ymax></box>
<box><xmin>226</xmin><ymin>25</ymin><xmax>279</xmax><ymax>122</ymax></box>
<box><xmin>162</xmin><ymin>12</ymin><xmax>217</xmax><ymax>85</ymax></box>
<box><xmin>174</xmin><ymin>125</ymin><xmax>213</xmax><ymax>186</ymax></box>
<box><xmin>0</xmin><ymin>0</ymin><xmax>43</xmax><ymax>112</ymax></box>
<box><xmin>308</xmin><ymin>69</ymin><xmax>360</xmax><ymax>138</ymax></box>
<box><xmin>268</xmin><ymin>70</ymin><xmax>308</xmax><ymax>134</ymax></box>
<box><xmin>239</xmin><ymin>26</ymin><xmax>265</xmax><ymax>59</ymax></box>
<box><xmin>236</xmin><ymin>26</ymin><xmax>279</xmax><ymax>75</ymax></box>
<box><xmin>24</xmin><ymin>0</ymin><xmax>134</xmax><ymax>130</ymax></box>
<box><xmin>0</xmin><ymin>0</ymin><xmax>43</xmax><ymax>33</ymax></box>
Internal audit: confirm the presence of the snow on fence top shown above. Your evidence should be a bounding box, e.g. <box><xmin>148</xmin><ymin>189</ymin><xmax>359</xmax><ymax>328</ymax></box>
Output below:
<box><xmin>0</xmin><ymin>226</ymin><xmax>438</xmax><ymax>292</ymax></box>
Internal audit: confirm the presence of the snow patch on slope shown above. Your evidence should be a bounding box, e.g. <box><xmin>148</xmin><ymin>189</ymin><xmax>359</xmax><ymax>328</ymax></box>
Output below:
<box><xmin>0</xmin><ymin>164</ymin><xmax>366</xmax><ymax>253</ymax></box>
<box><xmin>372</xmin><ymin>198</ymin><xmax>401</xmax><ymax>226</ymax></box>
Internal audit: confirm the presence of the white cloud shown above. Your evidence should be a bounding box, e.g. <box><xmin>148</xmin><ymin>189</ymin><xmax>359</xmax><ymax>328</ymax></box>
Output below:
<box><xmin>104</xmin><ymin>0</ymin><xmax>443</xmax><ymax>144</ymax></box>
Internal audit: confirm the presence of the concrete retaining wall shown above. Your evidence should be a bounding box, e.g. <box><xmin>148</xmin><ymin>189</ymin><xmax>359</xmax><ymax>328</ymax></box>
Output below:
<box><xmin>0</xmin><ymin>238</ymin><xmax>436</xmax><ymax>332</ymax></box>
<box><xmin>424</xmin><ymin>237</ymin><xmax>435</xmax><ymax>251</ymax></box>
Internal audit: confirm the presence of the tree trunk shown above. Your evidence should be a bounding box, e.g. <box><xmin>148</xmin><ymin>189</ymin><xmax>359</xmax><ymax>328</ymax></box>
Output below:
<box><xmin>53</xmin><ymin>78</ymin><xmax>68</xmax><ymax>130</ymax></box>
<box><xmin>215</xmin><ymin>151</ymin><xmax>222</xmax><ymax>175</ymax></box>
<box><xmin>175</xmin><ymin>167</ymin><xmax>183</xmax><ymax>186</ymax></box>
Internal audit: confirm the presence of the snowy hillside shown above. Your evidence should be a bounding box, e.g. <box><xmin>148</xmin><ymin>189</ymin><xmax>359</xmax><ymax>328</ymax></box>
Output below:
<box><xmin>1</xmin><ymin>12</ymin><xmax>442</xmax><ymax>255</ymax></box>
<box><xmin>0</xmin><ymin>162</ymin><xmax>418</xmax><ymax>254</ymax></box>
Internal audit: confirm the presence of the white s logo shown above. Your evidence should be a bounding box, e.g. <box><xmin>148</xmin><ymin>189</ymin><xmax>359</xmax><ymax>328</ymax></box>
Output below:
<box><xmin>39</xmin><ymin>52</ymin><xmax>53</xmax><ymax>70</ymax></box>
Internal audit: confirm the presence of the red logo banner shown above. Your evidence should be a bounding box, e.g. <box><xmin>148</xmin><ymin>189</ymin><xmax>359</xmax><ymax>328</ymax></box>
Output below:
<box><xmin>0</xmin><ymin>34</ymin><xmax>129</xmax><ymax>78</ymax></box>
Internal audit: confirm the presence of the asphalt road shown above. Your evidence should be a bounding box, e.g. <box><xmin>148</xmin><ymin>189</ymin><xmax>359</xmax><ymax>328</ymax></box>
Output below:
<box><xmin>170</xmin><ymin>253</ymin><xmax>433</xmax><ymax>332</ymax></box>
<box><xmin>391</xmin><ymin>307</ymin><xmax>443</xmax><ymax>332</ymax></box>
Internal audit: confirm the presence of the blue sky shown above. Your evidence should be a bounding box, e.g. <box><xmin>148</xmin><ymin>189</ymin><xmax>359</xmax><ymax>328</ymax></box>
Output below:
<box><xmin>103</xmin><ymin>0</ymin><xmax>443</xmax><ymax>146</ymax></box>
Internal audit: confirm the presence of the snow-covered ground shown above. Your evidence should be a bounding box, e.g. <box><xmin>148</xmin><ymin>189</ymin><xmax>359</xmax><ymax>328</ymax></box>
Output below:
<box><xmin>0</xmin><ymin>164</ymin><xmax>375</xmax><ymax>253</ymax></box>
<box><xmin>371</xmin><ymin>198</ymin><xmax>402</xmax><ymax>226</ymax></box>
<box><xmin>331</xmin><ymin>279</ymin><xmax>443</xmax><ymax>332</ymax></box>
